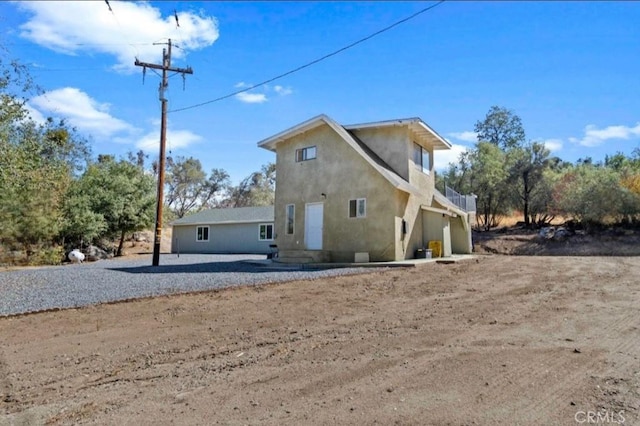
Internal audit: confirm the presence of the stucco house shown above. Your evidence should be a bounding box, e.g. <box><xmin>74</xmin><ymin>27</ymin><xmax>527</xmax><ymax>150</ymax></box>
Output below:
<box><xmin>257</xmin><ymin>114</ymin><xmax>474</xmax><ymax>263</ymax></box>
<box><xmin>170</xmin><ymin>206</ymin><xmax>275</xmax><ymax>254</ymax></box>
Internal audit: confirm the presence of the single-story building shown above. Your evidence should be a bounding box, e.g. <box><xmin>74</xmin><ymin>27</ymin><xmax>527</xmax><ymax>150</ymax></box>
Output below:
<box><xmin>170</xmin><ymin>206</ymin><xmax>275</xmax><ymax>254</ymax></box>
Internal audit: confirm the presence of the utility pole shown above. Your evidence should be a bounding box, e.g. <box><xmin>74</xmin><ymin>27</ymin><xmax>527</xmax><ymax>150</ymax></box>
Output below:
<box><xmin>135</xmin><ymin>39</ymin><xmax>193</xmax><ymax>266</ymax></box>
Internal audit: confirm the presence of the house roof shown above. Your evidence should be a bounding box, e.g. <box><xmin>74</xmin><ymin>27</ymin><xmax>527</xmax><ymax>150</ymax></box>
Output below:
<box><xmin>257</xmin><ymin>114</ymin><xmax>451</xmax><ymax>151</ymax></box>
<box><xmin>343</xmin><ymin>117</ymin><xmax>452</xmax><ymax>150</ymax></box>
<box><xmin>171</xmin><ymin>206</ymin><xmax>274</xmax><ymax>226</ymax></box>
<box><xmin>257</xmin><ymin>114</ymin><xmax>424</xmax><ymax>195</ymax></box>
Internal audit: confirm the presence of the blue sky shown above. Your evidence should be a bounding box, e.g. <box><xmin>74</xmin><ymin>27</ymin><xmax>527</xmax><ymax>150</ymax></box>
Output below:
<box><xmin>2</xmin><ymin>1</ymin><xmax>639</xmax><ymax>184</ymax></box>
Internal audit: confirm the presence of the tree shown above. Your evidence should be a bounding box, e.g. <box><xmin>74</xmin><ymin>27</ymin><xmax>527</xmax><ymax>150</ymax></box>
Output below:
<box><xmin>64</xmin><ymin>156</ymin><xmax>156</xmax><ymax>256</ymax></box>
<box><xmin>474</xmin><ymin>105</ymin><xmax>526</xmax><ymax>150</ymax></box>
<box><xmin>438</xmin><ymin>150</ymin><xmax>472</xmax><ymax>196</ymax></box>
<box><xmin>552</xmin><ymin>164</ymin><xmax>633</xmax><ymax>227</ymax></box>
<box><xmin>462</xmin><ymin>143</ymin><xmax>510</xmax><ymax>230</ymax></box>
<box><xmin>508</xmin><ymin>141</ymin><xmax>551</xmax><ymax>226</ymax></box>
<box><xmin>60</xmin><ymin>180</ymin><xmax>107</xmax><ymax>247</ymax></box>
<box><xmin>604</xmin><ymin>152</ymin><xmax>632</xmax><ymax>172</ymax></box>
<box><xmin>165</xmin><ymin>156</ymin><xmax>230</xmax><ymax>218</ymax></box>
<box><xmin>224</xmin><ymin>163</ymin><xmax>276</xmax><ymax>208</ymax></box>
<box><xmin>0</xmin><ymin>118</ymin><xmax>89</xmax><ymax>259</ymax></box>
<box><xmin>0</xmin><ymin>50</ymin><xmax>92</xmax><ymax>264</ymax></box>
<box><xmin>0</xmin><ymin>50</ymin><xmax>39</xmax><ymax>129</ymax></box>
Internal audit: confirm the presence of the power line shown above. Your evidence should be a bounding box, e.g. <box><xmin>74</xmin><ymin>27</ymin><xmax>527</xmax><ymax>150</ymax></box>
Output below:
<box><xmin>106</xmin><ymin>0</ymin><xmax>145</xmax><ymax>60</ymax></box>
<box><xmin>135</xmin><ymin>39</ymin><xmax>193</xmax><ymax>267</ymax></box>
<box><xmin>168</xmin><ymin>0</ymin><xmax>446</xmax><ymax>114</ymax></box>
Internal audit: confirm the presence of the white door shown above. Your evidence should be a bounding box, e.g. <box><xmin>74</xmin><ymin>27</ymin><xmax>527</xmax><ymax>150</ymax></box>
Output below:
<box><xmin>305</xmin><ymin>203</ymin><xmax>323</xmax><ymax>250</ymax></box>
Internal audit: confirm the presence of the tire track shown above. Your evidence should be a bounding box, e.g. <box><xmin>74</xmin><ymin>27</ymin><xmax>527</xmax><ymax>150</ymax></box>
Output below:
<box><xmin>515</xmin><ymin>310</ymin><xmax>640</xmax><ymax>421</ymax></box>
<box><xmin>0</xmin><ymin>352</ymin><xmax>15</xmax><ymax>409</ymax></box>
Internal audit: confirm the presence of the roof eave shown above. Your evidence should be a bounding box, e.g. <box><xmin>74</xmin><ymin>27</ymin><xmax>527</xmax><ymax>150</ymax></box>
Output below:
<box><xmin>412</xmin><ymin>121</ymin><xmax>451</xmax><ymax>150</ymax></box>
<box><xmin>343</xmin><ymin>117</ymin><xmax>422</xmax><ymax>130</ymax></box>
<box><xmin>171</xmin><ymin>219</ymin><xmax>274</xmax><ymax>227</ymax></box>
<box><xmin>344</xmin><ymin>118</ymin><xmax>451</xmax><ymax>151</ymax></box>
<box><xmin>257</xmin><ymin>114</ymin><xmax>330</xmax><ymax>151</ymax></box>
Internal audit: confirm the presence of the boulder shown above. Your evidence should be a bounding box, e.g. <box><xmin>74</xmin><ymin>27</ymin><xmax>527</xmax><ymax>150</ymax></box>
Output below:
<box><xmin>539</xmin><ymin>227</ymin><xmax>555</xmax><ymax>240</ymax></box>
<box><xmin>554</xmin><ymin>227</ymin><xmax>571</xmax><ymax>240</ymax></box>
<box><xmin>85</xmin><ymin>245</ymin><xmax>112</xmax><ymax>262</ymax></box>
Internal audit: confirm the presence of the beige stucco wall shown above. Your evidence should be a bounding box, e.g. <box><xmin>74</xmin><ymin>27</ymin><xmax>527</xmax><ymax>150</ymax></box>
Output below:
<box><xmin>349</xmin><ymin>125</ymin><xmax>441</xmax><ymax>259</ymax></box>
<box><xmin>270</xmin><ymin>120</ymin><xmax>470</xmax><ymax>262</ymax></box>
<box><xmin>349</xmin><ymin>127</ymin><xmax>411</xmax><ymax>181</ymax></box>
<box><xmin>274</xmin><ymin>125</ymin><xmax>412</xmax><ymax>262</ymax></box>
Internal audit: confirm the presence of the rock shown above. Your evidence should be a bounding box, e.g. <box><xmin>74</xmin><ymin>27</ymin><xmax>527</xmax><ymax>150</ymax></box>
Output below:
<box><xmin>539</xmin><ymin>226</ymin><xmax>573</xmax><ymax>241</ymax></box>
<box><xmin>539</xmin><ymin>227</ymin><xmax>555</xmax><ymax>240</ymax></box>
<box><xmin>134</xmin><ymin>232</ymin><xmax>151</xmax><ymax>243</ymax></box>
<box><xmin>554</xmin><ymin>227</ymin><xmax>571</xmax><ymax>240</ymax></box>
<box><xmin>85</xmin><ymin>245</ymin><xmax>112</xmax><ymax>262</ymax></box>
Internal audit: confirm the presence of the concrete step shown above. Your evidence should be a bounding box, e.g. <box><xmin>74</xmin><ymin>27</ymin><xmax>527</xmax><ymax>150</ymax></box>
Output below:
<box><xmin>274</xmin><ymin>256</ymin><xmax>314</xmax><ymax>264</ymax></box>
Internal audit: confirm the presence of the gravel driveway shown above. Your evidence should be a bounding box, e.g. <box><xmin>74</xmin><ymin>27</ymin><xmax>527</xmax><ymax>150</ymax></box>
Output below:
<box><xmin>0</xmin><ymin>254</ymin><xmax>370</xmax><ymax>317</ymax></box>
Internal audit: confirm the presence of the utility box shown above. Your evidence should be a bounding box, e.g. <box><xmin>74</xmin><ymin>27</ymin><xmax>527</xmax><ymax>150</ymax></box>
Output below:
<box><xmin>354</xmin><ymin>252</ymin><xmax>370</xmax><ymax>263</ymax></box>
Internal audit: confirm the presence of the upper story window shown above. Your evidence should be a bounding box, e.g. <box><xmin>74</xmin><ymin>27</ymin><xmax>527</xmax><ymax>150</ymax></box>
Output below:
<box><xmin>413</xmin><ymin>142</ymin><xmax>431</xmax><ymax>174</ymax></box>
<box><xmin>349</xmin><ymin>198</ymin><xmax>366</xmax><ymax>218</ymax></box>
<box><xmin>296</xmin><ymin>146</ymin><xmax>317</xmax><ymax>162</ymax></box>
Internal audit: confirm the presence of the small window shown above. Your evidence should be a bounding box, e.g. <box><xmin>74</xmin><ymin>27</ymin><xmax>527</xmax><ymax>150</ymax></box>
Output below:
<box><xmin>413</xmin><ymin>142</ymin><xmax>431</xmax><ymax>174</ymax></box>
<box><xmin>259</xmin><ymin>223</ymin><xmax>274</xmax><ymax>241</ymax></box>
<box><xmin>349</xmin><ymin>198</ymin><xmax>366</xmax><ymax>218</ymax></box>
<box><xmin>196</xmin><ymin>226</ymin><xmax>209</xmax><ymax>242</ymax></box>
<box><xmin>286</xmin><ymin>204</ymin><xmax>295</xmax><ymax>235</ymax></box>
<box><xmin>296</xmin><ymin>146</ymin><xmax>317</xmax><ymax>162</ymax></box>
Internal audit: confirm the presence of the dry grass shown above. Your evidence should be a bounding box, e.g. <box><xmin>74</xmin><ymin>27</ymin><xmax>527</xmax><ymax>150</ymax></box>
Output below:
<box><xmin>493</xmin><ymin>212</ymin><xmax>568</xmax><ymax>228</ymax></box>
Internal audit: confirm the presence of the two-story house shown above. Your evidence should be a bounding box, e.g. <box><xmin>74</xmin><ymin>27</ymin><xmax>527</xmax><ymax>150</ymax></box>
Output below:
<box><xmin>258</xmin><ymin>114</ymin><xmax>473</xmax><ymax>263</ymax></box>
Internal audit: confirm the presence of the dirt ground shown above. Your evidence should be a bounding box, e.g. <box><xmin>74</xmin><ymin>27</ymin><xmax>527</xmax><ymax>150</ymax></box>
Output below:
<box><xmin>1</xmin><ymin>249</ymin><xmax>639</xmax><ymax>425</ymax></box>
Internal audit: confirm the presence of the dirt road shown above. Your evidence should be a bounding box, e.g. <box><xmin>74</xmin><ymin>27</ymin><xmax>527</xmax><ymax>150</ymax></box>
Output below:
<box><xmin>1</xmin><ymin>255</ymin><xmax>638</xmax><ymax>425</ymax></box>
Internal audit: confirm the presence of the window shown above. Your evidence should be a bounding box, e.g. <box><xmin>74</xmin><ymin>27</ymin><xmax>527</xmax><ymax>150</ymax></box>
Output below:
<box><xmin>196</xmin><ymin>226</ymin><xmax>209</xmax><ymax>242</ymax></box>
<box><xmin>413</xmin><ymin>142</ymin><xmax>431</xmax><ymax>174</ymax></box>
<box><xmin>296</xmin><ymin>146</ymin><xmax>317</xmax><ymax>162</ymax></box>
<box><xmin>349</xmin><ymin>198</ymin><xmax>366</xmax><ymax>218</ymax></box>
<box><xmin>286</xmin><ymin>204</ymin><xmax>295</xmax><ymax>234</ymax></box>
<box><xmin>259</xmin><ymin>224</ymin><xmax>274</xmax><ymax>241</ymax></box>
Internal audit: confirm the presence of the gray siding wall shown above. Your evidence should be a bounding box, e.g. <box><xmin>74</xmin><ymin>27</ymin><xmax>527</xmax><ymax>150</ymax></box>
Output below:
<box><xmin>172</xmin><ymin>223</ymin><xmax>274</xmax><ymax>254</ymax></box>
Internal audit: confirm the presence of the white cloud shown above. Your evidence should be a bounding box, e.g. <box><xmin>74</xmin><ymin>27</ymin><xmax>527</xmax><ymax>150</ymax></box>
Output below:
<box><xmin>542</xmin><ymin>138</ymin><xmax>563</xmax><ymax>152</ymax></box>
<box><xmin>434</xmin><ymin>144</ymin><xmax>468</xmax><ymax>171</ymax></box>
<box><xmin>23</xmin><ymin>103</ymin><xmax>46</xmax><ymax>124</ymax></box>
<box><xmin>136</xmin><ymin>129</ymin><xmax>202</xmax><ymax>151</ymax></box>
<box><xmin>274</xmin><ymin>85</ymin><xmax>293</xmax><ymax>96</ymax></box>
<box><xmin>235</xmin><ymin>92</ymin><xmax>268</xmax><ymax>104</ymax></box>
<box><xmin>233</xmin><ymin>82</ymin><xmax>293</xmax><ymax>103</ymax></box>
<box><xmin>17</xmin><ymin>1</ymin><xmax>219</xmax><ymax>73</ymax></box>
<box><xmin>571</xmin><ymin>122</ymin><xmax>640</xmax><ymax>147</ymax></box>
<box><xmin>233</xmin><ymin>82</ymin><xmax>266</xmax><ymax>103</ymax></box>
<box><xmin>447</xmin><ymin>131</ymin><xmax>477</xmax><ymax>143</ymax></box>
<box><xmin>29</xmin><ymin>87</ymin><xmax>135</xmax><ymax>139</ymax></box>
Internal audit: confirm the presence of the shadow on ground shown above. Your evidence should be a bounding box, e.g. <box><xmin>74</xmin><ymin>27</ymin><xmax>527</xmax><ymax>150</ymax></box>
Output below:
<box><xmin>108</xmin><ymin>261</ymin><xmax>277</xmax><ymax>274</ymax></box>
